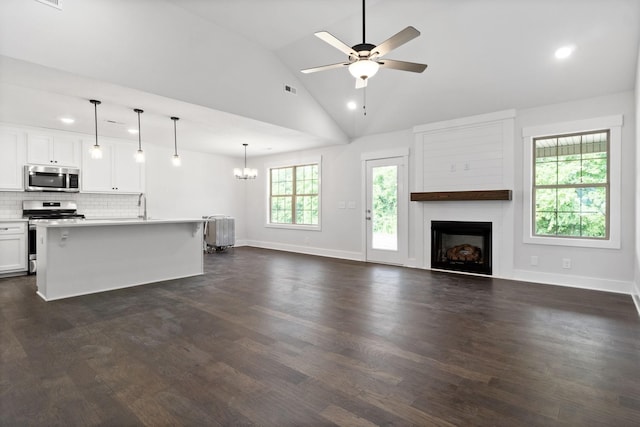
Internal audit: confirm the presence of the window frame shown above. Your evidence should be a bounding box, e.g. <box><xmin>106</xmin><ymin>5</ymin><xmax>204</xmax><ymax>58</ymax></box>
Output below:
<box><xmin>532</xmin><ymin>129</ymin><xmax>610</xmax><ymax>240</ymax></box>
<box><xmin>265</xmin><ymin>156</ymin><xmax>322</xmax><ymax>231</ymax></box>
<box><xmin>522</xmin><ymin>115</ymin><xmax>622</xmax><ymax>249</ymax></box>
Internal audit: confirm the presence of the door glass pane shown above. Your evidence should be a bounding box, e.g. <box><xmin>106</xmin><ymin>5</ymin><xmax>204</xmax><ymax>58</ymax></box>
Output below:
<box><xmin>372</xmin><ymin>165</ymin><xmax>398</xmax><ymax>251</ymax></box>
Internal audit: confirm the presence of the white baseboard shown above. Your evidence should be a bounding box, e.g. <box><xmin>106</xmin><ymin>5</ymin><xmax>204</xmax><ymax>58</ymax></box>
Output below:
<box><xmin>511</xmin><ymin>269</ymin><xmax>633</xmax><ymax>295</ymax></box>
<box><xmin>243</xmin><ymin>240</ymin><xmax>363</xmax><ymax>262</ymax></box>
<box><xmin>632</xmin><ymin>281</ymin><xmax>640</xmax><ymax>317</ymax></box>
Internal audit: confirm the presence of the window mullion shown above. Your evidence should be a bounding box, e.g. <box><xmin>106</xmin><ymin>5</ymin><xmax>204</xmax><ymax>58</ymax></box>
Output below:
<box><xmin>292</xmin><ymin>166</ymin><xmax>297</xmax><ymax>224</ymax></box>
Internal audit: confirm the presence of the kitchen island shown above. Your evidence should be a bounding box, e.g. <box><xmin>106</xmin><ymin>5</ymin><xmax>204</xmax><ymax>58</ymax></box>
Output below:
<box><xmin>36</xmin><ymin>218</ymin><xmax>204</xmax><ymax>301</ymax></box>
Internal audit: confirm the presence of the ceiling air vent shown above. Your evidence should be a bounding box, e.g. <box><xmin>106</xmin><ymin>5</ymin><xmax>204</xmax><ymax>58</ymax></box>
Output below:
<box><xmin>35</xmin><ymin>0</ymin><xmax>62</xmax><ymax>10</ymax></box>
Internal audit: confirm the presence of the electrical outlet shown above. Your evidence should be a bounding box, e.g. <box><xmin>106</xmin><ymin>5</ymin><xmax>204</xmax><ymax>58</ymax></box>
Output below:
<box><xmin>530</xmin><ymin>256</ymin><xmax>538</xmax><ymax>266</ymax></box>
<box><xmin>562</xmin><ymin>258</ymin><xmax>571</xmax><ymax>269</ymax></box>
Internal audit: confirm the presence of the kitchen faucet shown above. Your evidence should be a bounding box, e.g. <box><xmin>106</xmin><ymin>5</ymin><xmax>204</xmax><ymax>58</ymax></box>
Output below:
<box><xmin>137</xmin><ymin>193</ymin><xmax>147</xmax><ymax>220</ymax></box>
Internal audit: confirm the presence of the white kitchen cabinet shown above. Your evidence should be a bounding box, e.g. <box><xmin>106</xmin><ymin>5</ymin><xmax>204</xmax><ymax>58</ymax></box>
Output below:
<box><xmin>0</xmin><ymin>222</ymin><xmax>27</xmax><ymax>275</ymax></box>
<box><xmin>81</xmin><ymin>139</ymin><xmax>144</xmax><ymax>193</ymax></box>
<box><xmin>0</xmin><ymin>127</ymin><xmax>26</xmax><ymax>191</ymax></box>
<box><xmin>27</xmin><ymin>132</ymin><xmax>80</xmax><ymax>166</ymax></box>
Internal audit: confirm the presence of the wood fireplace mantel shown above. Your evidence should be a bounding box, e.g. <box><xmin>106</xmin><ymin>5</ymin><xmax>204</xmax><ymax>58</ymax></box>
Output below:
<box><xmin>410</xmin><ymin>190</ymin><xmax>512</xmax><ymax>202</ymax></box>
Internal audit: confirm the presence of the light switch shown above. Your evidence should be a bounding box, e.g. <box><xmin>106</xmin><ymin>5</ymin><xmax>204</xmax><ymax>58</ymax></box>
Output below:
<box><xmin>338</xmin><ymin>201</ymin><xmax>346</xmax><ymax>209</ymax></box>
<box><xmin>347</xmin><ymin>201</ymin><xmax>356</xmax><ymax>209</ymax></box>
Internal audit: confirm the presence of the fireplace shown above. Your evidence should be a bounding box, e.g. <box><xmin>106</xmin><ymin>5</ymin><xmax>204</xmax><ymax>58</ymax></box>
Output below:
<box><xmin>431</xmin><ymin>221</ymin><xmax>492</xmax><ymax>275</ymax></box>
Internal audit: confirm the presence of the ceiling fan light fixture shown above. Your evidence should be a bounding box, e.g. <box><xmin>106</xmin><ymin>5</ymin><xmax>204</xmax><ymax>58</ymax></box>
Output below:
<box><xmin>348</xmin><ymin>59</ymin><xmax>379</xmax><ymax>80</ymax></box>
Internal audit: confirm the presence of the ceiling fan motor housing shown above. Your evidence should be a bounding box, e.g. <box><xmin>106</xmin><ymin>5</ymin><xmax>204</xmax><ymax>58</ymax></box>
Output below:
<box><xmin>351</xmin><ymin>43</ymin><xmax>377</xmax><ymax>61</ymax></box>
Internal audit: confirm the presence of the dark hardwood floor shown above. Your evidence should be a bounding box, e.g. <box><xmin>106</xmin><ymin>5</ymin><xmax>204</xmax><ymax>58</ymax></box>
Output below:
<box><xmin>1</xmin><ymin>247</ymin><xmax>639</xmax><ymax>426</ymax></box>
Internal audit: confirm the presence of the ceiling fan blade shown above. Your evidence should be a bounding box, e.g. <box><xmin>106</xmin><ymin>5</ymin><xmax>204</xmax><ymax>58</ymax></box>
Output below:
<box><xmin>378</xmin><ymin>59</ymin><xmax>428</xmax><ymax>73</ymax></box>
<box><xmin>371</xmin><ymin>26</ymin><xmax>420</xmax><ymax>58</ymax></box>
<box><xmin>315</xmin><ymin>31</ymin><xmax>358</xmax><ymax>58</ymax></box>
<box><xmin>355</xmin><ymin>78</ymin><xmax>368</xmax><ymax>89</ymax></box>
<box><xmin>301</xmin><ymin>62</ymin><xmax>349</xmax><ymax>74</ymax></box>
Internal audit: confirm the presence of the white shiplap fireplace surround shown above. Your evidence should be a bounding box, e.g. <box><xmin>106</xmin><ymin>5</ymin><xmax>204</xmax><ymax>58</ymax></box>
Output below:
<box><xmin>411</xmin><ymin>110</ymin><xmax>516</xmax><ymax>278</ymax></box>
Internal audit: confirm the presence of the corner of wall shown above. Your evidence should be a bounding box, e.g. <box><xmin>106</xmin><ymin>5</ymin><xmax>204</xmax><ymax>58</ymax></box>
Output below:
<box><xmin>634</xmin><ymin>41</ymin><xmax>640</xmax><ymax>316</ymax></box>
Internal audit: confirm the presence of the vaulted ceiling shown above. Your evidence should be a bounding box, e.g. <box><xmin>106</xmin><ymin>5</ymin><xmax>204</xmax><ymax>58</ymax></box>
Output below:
<box><xmin>0</xmin><ymin>0</ymin><xmax>638</xmax><ymax>157</ymax></box>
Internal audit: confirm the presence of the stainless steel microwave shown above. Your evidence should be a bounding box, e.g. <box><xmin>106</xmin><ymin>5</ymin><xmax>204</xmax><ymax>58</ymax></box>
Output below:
<box><xmin>24</xmin><ymin>165</ymin><xmax>80</xmax><ymax>192</ymax></box>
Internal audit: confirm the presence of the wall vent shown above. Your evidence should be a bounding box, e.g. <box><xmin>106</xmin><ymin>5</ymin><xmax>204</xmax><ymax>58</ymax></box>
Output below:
<box><xmin>35</xmin><ymin>0</ymin><xmax>62</xmax><ymax>10</ymax></box>
<box><xmin>284</xmin><ymin>84</ymin><xmax>297</xmax><ymax>95</ymax></box>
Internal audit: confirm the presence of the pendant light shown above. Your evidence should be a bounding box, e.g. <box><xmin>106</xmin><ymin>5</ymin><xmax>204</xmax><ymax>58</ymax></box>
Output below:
<box><xmin>234</xmin><ymin>143</ymin><xmax>257</xmax><ymax>180</ymax></box>
<box><xmin>133</xmin><ymin>108</ymin><xmax>145</xmax><ymax>163</ymax></box>
<box><xmin>171</xmin><ymin>116</ymin><xmax>181</xmax><ymax>166</ymax></box>
<box><xmin>89</xmin><ymin>99</ymin><xmax>102</xmax><ymax>159</ymax></box>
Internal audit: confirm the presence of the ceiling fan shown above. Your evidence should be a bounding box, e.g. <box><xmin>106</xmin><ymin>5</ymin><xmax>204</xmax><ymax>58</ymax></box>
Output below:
<box><xmin>301</xmin><ymin>0</ymin><xmax>428</xmax><ymax>89</ymax></box>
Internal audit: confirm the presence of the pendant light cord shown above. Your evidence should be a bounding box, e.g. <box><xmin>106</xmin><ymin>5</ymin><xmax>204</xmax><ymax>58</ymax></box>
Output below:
<box><xmin>135</xmin><ymin>109</ymin><xmax>143</xmax><ymax>150</ymax></box>
<box><xmin>94</xmin><ymin>103</ymin><xmax>98</xmax><ymax>144</ymax></box>
<box><xmin>244</xmin><ymin>144</ymin><xmax>248</xmax><ymax>168</ymax></box>
<box><xmin>172</xmin><ymin>117</ymin><xmax>179</xmax><ymax>155</ymax></box>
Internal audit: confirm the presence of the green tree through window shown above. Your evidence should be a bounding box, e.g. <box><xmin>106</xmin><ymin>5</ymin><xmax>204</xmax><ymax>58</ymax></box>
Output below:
<box><xmin>533</xmin><ymin>130</ymin><xmax>609</xmax><ymax>238</ymax></box>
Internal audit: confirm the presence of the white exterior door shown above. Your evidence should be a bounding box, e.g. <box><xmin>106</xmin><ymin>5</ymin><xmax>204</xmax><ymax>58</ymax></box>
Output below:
<box><xmin>365</xmin><ymin>156</ymin><xmax>407</xmax><ymax>265</ymax></box>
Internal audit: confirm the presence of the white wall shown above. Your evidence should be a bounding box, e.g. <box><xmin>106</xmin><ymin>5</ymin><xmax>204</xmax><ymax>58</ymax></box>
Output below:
<box><xmin>0</xmin><ymin>0</ymin><xmax>346</xmax><ymax>145</ymax></box>
<box><xmin>244</xmin><ymin>129</ymin><xmax>413</xmax><ymax>260</ymax></box>
<box><xmin>145</xmin><ymin>145</ymin><xmax>247</xmax><ymax>240</ymax></box>
<box><xmin>0</xmin><ymin>123</ymin><xmax>246</xmax><ymax>240</ymax></box>
<box><xmin>243</xmin><ymin>92</ymin><xmax>637</xmax><ymax>296</ymax></box>
<box><xmin>512</xmin><ymin>92</ymin><xmax>636</xmax><ymax>294</ymax></box>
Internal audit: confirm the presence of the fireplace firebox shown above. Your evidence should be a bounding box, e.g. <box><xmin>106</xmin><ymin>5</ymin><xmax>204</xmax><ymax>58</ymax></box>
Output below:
<box><xmin>431</xmin><ymin>221</ymin><xmax>492</xmax><ymax>275</ymax></box>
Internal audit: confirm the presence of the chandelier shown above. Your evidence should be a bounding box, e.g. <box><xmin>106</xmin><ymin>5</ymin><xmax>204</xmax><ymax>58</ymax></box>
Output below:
<box><xmin>234</xmin><ymin>143</ymin><xmax>257</xmax><ymax>180</ymax></box>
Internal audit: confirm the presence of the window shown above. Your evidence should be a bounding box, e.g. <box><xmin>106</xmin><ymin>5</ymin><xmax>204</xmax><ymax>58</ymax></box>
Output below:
<box><xmin>533</xmin><ymin>130</ymin><xmax>609</xmax><ymax>239</ymax></box>
<box><xmin>522</xmin><ymin>114</ymin><xmax>622</xmax><ymax>249</ymax></box>
<box><xmin>269</xmin><ymin>163</ymin><xmax>319</xmax><ymax>227</ymax></box>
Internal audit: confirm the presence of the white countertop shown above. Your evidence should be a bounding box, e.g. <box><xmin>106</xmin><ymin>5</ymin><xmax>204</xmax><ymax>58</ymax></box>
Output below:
<box><xmin>35</xmin><ymin>218</ymin><xmax>204</xmax><ymax>228</ymax></box>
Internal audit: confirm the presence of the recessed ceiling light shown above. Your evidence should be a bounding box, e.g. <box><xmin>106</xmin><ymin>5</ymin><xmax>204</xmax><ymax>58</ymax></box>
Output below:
<box><xmin>60</xmin><ymin>117</ymin><xmax>74</xmax><ymax>124</ymax></box>
<box><xmin>128</xmin><ymin>128</ymin><xmax>139</xmax><ymax>134</ymax></box>
<box><xmin>347</xmin><ymin>101</ymin><xmax>357</xmax><ymax>110</ymax></box>
<box><xmin>555</xmin><ymin>45</ymin><xmax>575</xmax><ymax>60</ymax></box>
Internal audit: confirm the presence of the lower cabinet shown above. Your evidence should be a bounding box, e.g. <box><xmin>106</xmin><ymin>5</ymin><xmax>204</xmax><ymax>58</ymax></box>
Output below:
<box><xmin>0</xmin><ymin>222</ymin><xmax>27</xmax><ymax>274</ymax></box>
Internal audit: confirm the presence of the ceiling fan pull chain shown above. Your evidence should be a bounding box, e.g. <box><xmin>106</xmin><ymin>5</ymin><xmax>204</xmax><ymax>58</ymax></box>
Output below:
<box><xmin>363</xmin><ymin>86</ymin><xmax>367</xmax><ymax>116</ymax></box>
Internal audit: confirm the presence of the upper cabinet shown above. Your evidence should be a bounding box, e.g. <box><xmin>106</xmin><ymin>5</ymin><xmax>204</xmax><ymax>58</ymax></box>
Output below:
<box><xmin>27</xmin><ymin>133</ymin><xmax>80</xmax><ymax>166</ymax></box>
<box><xmin>81</xmin><ymin>139</ymin><xmax>144</xmax><ymax>194</ymax></box>
<box><xmin>0</xmin><ymin>127</ymin><xmax>26</xmax><ymax>191</ymax></box>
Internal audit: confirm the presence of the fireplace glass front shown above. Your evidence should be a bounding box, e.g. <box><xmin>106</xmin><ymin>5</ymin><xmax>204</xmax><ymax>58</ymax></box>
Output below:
<box><xmin>431</xmin><ymin>221</ymin><xmax>492</xmax><ymax>275</ymax></box>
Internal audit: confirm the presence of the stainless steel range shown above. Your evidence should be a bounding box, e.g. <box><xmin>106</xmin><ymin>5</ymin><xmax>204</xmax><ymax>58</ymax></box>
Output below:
<box><xmin>23</xmin><ymin>201</ymin><xmax>85</xmax><ymax>274</ymax></box>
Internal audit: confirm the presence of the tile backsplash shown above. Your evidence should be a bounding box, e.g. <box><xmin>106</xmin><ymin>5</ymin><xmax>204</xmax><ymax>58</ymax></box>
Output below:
<box><xmin>0</xmin><ymin>191</ymin><xmax>140</xmax><ymax>219</ymax></box>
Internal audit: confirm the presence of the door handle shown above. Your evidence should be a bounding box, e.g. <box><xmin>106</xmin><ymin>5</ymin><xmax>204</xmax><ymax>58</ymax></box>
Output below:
<box><xmin>366</xmin><ymin>217</ymin><xmax>371</xmax><ymax>220</ymax></box>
